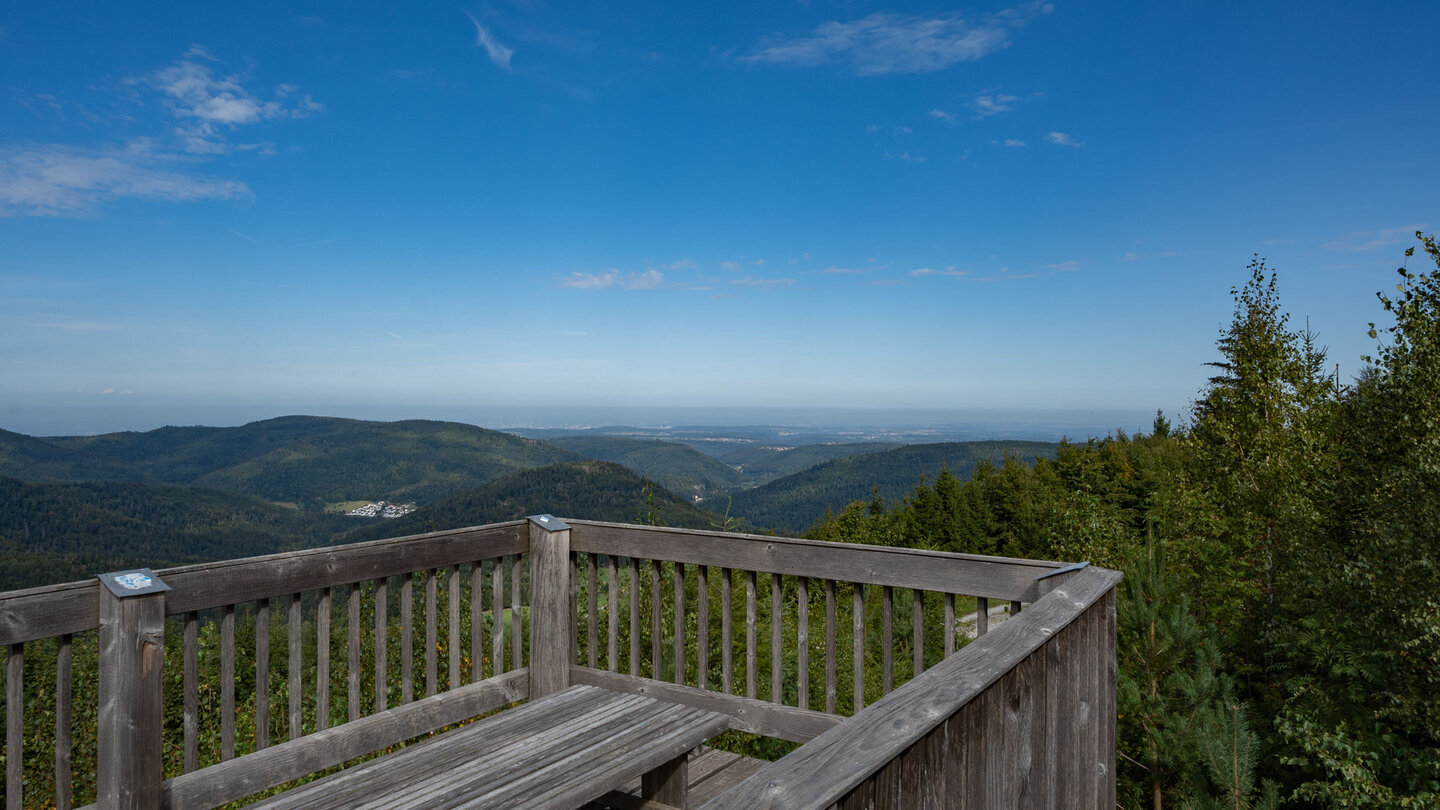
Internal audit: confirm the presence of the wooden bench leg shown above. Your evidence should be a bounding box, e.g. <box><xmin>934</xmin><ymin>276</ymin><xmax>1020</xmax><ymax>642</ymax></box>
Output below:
<box><xmin>641</xmin><ymin>751</ymin><xmax>689</xmax><ymax>808</ymax></box>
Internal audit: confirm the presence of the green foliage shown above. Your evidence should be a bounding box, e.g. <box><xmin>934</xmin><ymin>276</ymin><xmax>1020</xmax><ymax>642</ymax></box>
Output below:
<box><xmin>549</xmin><ymin>436</ymin><xmax>746</xmax><ymax>500</ymax></box>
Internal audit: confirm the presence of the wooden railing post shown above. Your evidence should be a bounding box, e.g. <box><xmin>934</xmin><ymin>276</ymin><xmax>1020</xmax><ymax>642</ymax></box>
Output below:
<box><xmin>96</xmin><ymin>569</ymin><xmax>170</xmax><ymax>810</ymax></box>
<box><xmin>528</xmin><ymin>515</ymin><xmax>572</xmax><ymax>698</ymax></box>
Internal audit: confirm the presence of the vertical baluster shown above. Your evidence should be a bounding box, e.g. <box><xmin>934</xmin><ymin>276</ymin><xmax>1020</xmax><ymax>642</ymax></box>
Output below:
<box><xmin>976</xmin><ymin>596</ymin><xmax>989</xmax><ymax>637</ymax></box>
<box><xmin>570</xmin><ymin>554</ymin><xmax>579</xmax><ymax>666</ymax></box>
<box><xmin>673</xmin><ymin>562</ymin><xmax>686</xmax><ymax>685</ymax></box>
<box><xmin>745</xmin><ymin>570</ymin><xmax>757</xmax><ymax>699</ymax></box>
<box><xmin>7</xmin><ymin>642</ymin><xmax>23</xmax><ymax>810</ymax></box>
<box><xmin>491</xmin><ymin>560</ymin><xmax>504</xmax><ymax>675</ymax></box>
<box><xmin>721</xmin><ymin>567</ymin><xmax>733</xmax><ymax>695</ymax></box>
<box><xmin>222</xmin><ymin>603</ymin><xmax>236</xmax><ymax>755</ymax></box>
<box><xmin>470</xmin><ymin>564</ymin><xmax>483</xmax><ymax>683</ymax></box>
<box><xmin>628</xmin><ymin>557</ymin><xmax>640</xmax><ymax>676</ymax></box>
<box><xmin>882</xmin><ymin>585</ymin><xmax>894</xmax><ymax>694</ymax></box>
<box><xmin>256</xmin><ymin>598</ymin><xmax>270</xmax><ymax>750</ymax></box>
<box><xmin>183</xmin><ymin>612</ymin><xmax>198</xmax><ymax>772</ymax></box>
<box><xmin>448</xmin><ymin>564</ymin><xmax>460</xmax><ymax>692</ymax></box>
<box><xmin>587</xmin><ymin>554</ymin><xmax>598</xmax><ymax>669</ymax></box>
<box><xmin>825</xmin><ymin>580</ymin><xmax>837</xmax><ymax>714</ymax></box>
<box><xmin>349</xmin><ymin>583</ymin><xmax>361</xmax><ymax>722</ymax></box>
<box><xmin>424</xmin><ymin>571</ymin><xmax>437</xmax><ymax>698</ymax></box>
<box><xmin>771</xmin><ymin>574</ymin><xmax>783</xmax><ymax>703</ymax></box>
<box><xmin>852</xmin><ymin>584</ymin><xmax>865</xmax><ymax>712</ymax></box>
<box><xmin>401</xmin><ymin>573</ymin><xmax>414</xmax><ymax>704</ymax></box>
<box><xmin>650</xmin><ymin>560</ymin><xmax>662</xmax><ymax>678</ymax></box>
<box><xmin>1011</xmin><ymin>600</ymin><xmax>1023</xmax><ymax>616</ymax></box>
<box><xmin>510</xmin><ymin>555</ymin><xmax>522</xmax><ymax>668</ymax></box>
<box><xmin>797</xmin><ymin>577</ymin><xmax>809</xmax><ymax>710</ymax></box>
<box><xmin>55</xmin><ymin>635</ymin><xmax>72</xmax><ymax>810</ymax></box>
<box><xmin>696</xmin><ymin>565</ymin><xmax>708</xmax><ymax>690</ymax></box>
<box><xmin>944</xmin><ymin>593</ymin><xmax>956</xmax><ymax>657</ymax></box>
<box><xmin>374</xmin><ymin>579</ymin><xmax>388</xmax><ymax>712</ymax></box>
<box><xmin>315</xmin><ymin>590</ymin><xmax>330</xmax><ymax>732</ymax></box>
<box><xmin>289</xmin><ymin>593</ymin><xmax>302</xmax><ymax>739</ymax></box>
<box><xmin>607</xmin><ymin>555</ymin><xmax>619</xmax><ymax>673</ymax></box>
<box><xmin>912</xmin><ymin>589</ymin><xmax>924</xmax><ymax>679</ymax></box>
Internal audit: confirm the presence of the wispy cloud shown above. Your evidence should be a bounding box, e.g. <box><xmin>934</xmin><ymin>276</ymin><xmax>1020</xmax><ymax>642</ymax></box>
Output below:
<box><xmin>1045</xmin><ymin>131</ymin><xmax>1083</xmax><ymax>147</ymax></box>
<box><xmin>146</xmin><ymin>47</ymin><xmax>322</xmax><ymax>154</ymax></box>
<box><xmin>884</xmin><ymin>151</ymin><xmax>925</xmax><ymax>162</ymax></box>
<box><xmin>1001</xmin><ymin>138</ymin><xmax>1026</xmax><ymax>147</ymax></box>
<box><xmin>1323</xmin><ymin>225</ymin><xmax>1426</xmax><ymax>252</ymax></box>
<box><xmin>561</xmin><ymin>269</ymin><xmax>663</xmax><ymax>290</ymax></box>
<box><xmin>910</xmin><ymin>266</ymin><xmax>970</xmax><ymax>278</ymax></box>
<box><xmin>971</xmin><ymin>93</ymin><xmax>1019</xmax><ymax>118</ymax></box>
<box><xmin>928</xmin><ymin>108</ymin><xmax>955</xmax><ymax>122</ymax></box>
<box><xmin>732</xmin><ymin>277</ymin><xmax>794</xmax><ymax>288</ymax></box>
<box><xmin>0</xmin><ymin>142</ymin><xmax>249</xmax><ymax>218</ymax></box>
<box><xmin>466</xmin><ymin>12</ymin><xmax>515</xmax><ymax>72</ymax></box>
<box><xmin>819</xmin><ymin>266</ymin><xmax>865</xmax><ymax>274</ymax></box>
<box><xmin>1041</xmin><ymin>260</ymin><xmax>1081</xmax><ymax>272</ymax></box>
<box><xmin>742</xmin><ymin>2</ymin><xmax>1052</xmax><ymax>76</ymax></box>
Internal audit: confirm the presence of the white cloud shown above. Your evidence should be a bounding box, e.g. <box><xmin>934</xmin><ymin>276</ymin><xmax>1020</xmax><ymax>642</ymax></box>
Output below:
<box><xmin>928</xmin><ymin>108</ymin><xmax>955</xmax><ymax>121</ymax></box>
<box><xmin>971</xmin><ymin>93</ymin><xmax>1019</xmax><ymax>118</ymax></box>
<box><xmin>742</xmin><ymin>2</ymin><xmax>1052</xmax><ymax>76</ymax></box>
<box><xmin>885</xmin><ymin>151</ymin><xmax>925</xmax><ymax>162</ymax></box>
<box><xmin>1003</xmin><ymin>138</ymin><xmax>1026</xmax><ymax>147</ymax></box>
<box><xmin>148</xmin><ymin>48</ymin><xmax>322</xmax><ymax>154</ymax></box>
<box><xmin>910</xmin><ymin>266</ymin><xmax>969</xmax><ymax>278</ymax></box>
<box><xmin>1045</xmin><ymin>131</ymin><xmax>1083</xmax><ymax>147</ymax></box>
<box><xmin>1041</xmin><ymin>260</ymin><xmax>1081</xmax><ymax>272</ymax></box>
<box><xmin>0</xmin><ymin>142</ymin><xmax>250</xmax><ymax>217</ymax></box>
<box><xmin>1323</xmin><ymin>225</ymin><xmax>1426</xmax><ymax>252</ymax></box>
<box><xmin>561</xmin><ymin>269</ymin><xmax>663</xmax><ymax>290</ymax></box>
<box><xmin>732</xmin><ymin>277</ymin><xmax>794</xmax><ymax>287</ymax></box>
<box><xmin>819</xmin><ymin>266</ymin><xmax>865</xmax><ymax>274</ymax></box>
<box><xmin>466</xmin><ymin>13</ymin><xmax>515</xmax><ymax>72</ymax></box>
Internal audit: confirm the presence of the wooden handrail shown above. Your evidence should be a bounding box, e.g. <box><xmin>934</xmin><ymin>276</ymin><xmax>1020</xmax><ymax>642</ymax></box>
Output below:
<box><xmin>697</xmin><ymin>565</ymin><xmax>1121</xmax><ymax>810</ymax></box>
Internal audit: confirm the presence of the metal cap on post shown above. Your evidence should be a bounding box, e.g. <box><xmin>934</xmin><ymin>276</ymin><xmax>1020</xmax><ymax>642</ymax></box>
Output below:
<box><xmin>527</xmin><ymin>515</ymin><xmax>572</xmax><ymax>699</ymax></box>
<box><xmin>96</xmin><ymin>568</ymin><xmax>170</xmax><ymax>810</ymax></box>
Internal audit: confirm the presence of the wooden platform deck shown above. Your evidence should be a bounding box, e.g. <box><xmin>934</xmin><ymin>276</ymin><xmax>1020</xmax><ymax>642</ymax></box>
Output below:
<box><xmin>586</xmin><ymin>748</ymin><xmax>771</xmax><ymax>810</ymax></box>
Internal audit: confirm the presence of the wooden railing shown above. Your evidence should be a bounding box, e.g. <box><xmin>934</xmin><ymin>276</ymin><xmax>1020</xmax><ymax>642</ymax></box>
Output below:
<box><xmin>0</xmin><ymin>517</ymin><xmax>1118</xmax><ymax>809</ymax></box>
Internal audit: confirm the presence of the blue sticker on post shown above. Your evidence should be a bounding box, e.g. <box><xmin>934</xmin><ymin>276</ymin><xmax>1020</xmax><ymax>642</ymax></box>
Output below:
<box><xmin>97</xmin><ymin>567</ymin><xmax>172</xmax><ymax>598</ymax></box>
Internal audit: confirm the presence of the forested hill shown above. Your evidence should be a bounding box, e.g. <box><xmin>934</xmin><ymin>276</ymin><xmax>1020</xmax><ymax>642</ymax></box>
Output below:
<box><xmin>727</xmin><ymin>440</ymin><xmax>1058</xmax><ymax>533</ymax></box>
<box><xmin>0</xmin><ymin>476</ymin><xmax>347</xmax><ymax>591</ymax></box>
<box><xmin>339</xmin><ymin>461</ymin><xmax>724</xmax><ymax>542</ymax></box>
<box><xmin>547</xmin><ymin>436</ymin><xmax>745</xmax><ymax>499</ymax></box>
<box><xmin>30</xmin><ymin>417</ymin><xmax>580</xmax><ymax>509</ymax></box>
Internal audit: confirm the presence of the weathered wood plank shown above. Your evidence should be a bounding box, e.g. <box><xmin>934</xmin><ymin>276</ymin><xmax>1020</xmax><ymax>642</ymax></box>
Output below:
<box><xmin>255</xmin><ymin>599</ymin><xmax>269</xmax><ymax>750</ymax></box>
<box><xmin>184</xmin><ymin>612</ymin><xmax>198</xmax><ymax>773</ymax></box>
<box><xmin>797</xmin><ymin>577</ymin><xmax>809</xmax><ymax>711</ymax></box>
<box><xmin>161</xmin><ymin>670</ymin><xmax>528</xmax><ymax>810</ymax></box>
<box><xmin>628</xmin><ymin>557</ymin><xmax>641</xmax><ymax>676</ymax></box>
<box><xmin>912</xmin><ymin>589</ymin><xmax>924</xmax><ymax>678</ymax></box>
<box><xmin>697</xmin><ymin>564</ymin><xmax>709</xmax><ymax>691</ymax></box>
<box><xmin>1101</xmin><ymin>589</ymin><xmax>1118</xmax><ymax>810</ymax></box>
<box><xmin>401</xmin><ymin>573</ymin><xmax>414</xmax><ymax>704</ymax></box>
<box><xmin>6</xmin><ymin>643</ymin><xmax>21</xmax><ymax>810</ymax></box>
<box><xmin>55</xmin><ymin>634</ymin><xmax>73</xmax><ymax>810</ymax></box>
<box><xmin>651</xmin><ymin>560</ymin><xmax>663</xmax><ymax>679</ymax></box>
<box><xmin>608</xmin><ymin>555</ymin><xmax>620</xmax><ymax>673</ymax></box>
<box><xmin>373</xmin><ymin>580</ymin><xmax>387</xmax><ymax>713</ymax></box>
<box><xmin>721</xmin><ymin>567</ymin><xmax>733</xmax><ymax>695</ymax></box>
<box><xmin>423</xmin><ymin>572</ymin><xmax>436</xmax><ymax>698</ymax></box>
<box><xmin>641</xmin><ymin>753</ymin><xmax>688</xmax><ymax>807</ymax></box>
<box><xmin>976</xmin><ymin>596</ymin><xmax>989</xmax><ymax>637</ymax></box>
<box><xmin>470</xmin><ymin>565</ymin><xmax>483</xmax><ymax>683</ymax></box>
<box><xmin>510</xmin><ymin>554</ymin><xmax>522</xmax><ymax>669</ymax></box>
<box><xmin>318</xmin><ymin>590</ymin><xmax>331</xmax><ymax>732</ymax></box>
<box><xmin>881</xmin><ymin>586</ymin><xmax>893</xmax><ymax>695</ymax></box>
<box><xmin>825</xmin><ymin>580</ymin><xmax>836</xmax><ymax>715</ymax></box>
<box><xmin>222</xmin><ymin>603</ymin><xmax>236</xmax><ymax>757</ymax></box>
<box><xmin>771</xmin><ymin>574</ymin><xmax>783</xmax><ymax>703</ymax></box>
<box><xmin>448</xmin><ymin>564</ymin><xmax>460</xmax><ymax>692</ymax></box>
<box><xmin>588</xmin><ymin>553</ymin><xmax>599</xmax><ymax>669</ymax></box>
<box><xmin>349</xmin><ymin>584</ymin><xmax>361</xmax><ymax>723</ymax></box>
<box><xmin>674</xmin><ymin>562</ymin><xmax>686</xmax><ymax>686</ymax></box>
<box><xmin>97</xmin><ymin>588</ymin><xmax>165</xmax><ymax>810</ymax></box>
<box><xmin>852</xmin><ymin>583</ymin><xmax>865</xmax><ymax>712</ymax></box>
<box><xmin>745</xmin><ymin>570</ymin><xmax>757</xmax><ymax>699</ymax></box>
<box><xmin>530</xmin><ymin>520</ymin><xmax>573</xmax><ymax>698</ymax></box>
<box><xmin>944</xmin><ymin>593</ymin><xmax>955</xmax><ymax>658</ymax></box>
<box><xmin>491</xmin><ymin>559</ymin><xmax>504</xmax><ymax>675</ymax></box>
<box><xmin>573</xmin><ymin>667</ymin><xmax>841</xmax><ymax>744</ymax></box>
<box><xmin>695</xmin><ymin>566</ymin><xmax>1121</xmax><ymax>810</ymax></box>
<box><xmin>568</xmin><ymin>521</ymin><xmax>1066</xmax><ymax>602</ymax></box>
<box><xmin>288</xmin><ymin>593</ymin><xmax>302</xmax><ymax>738</ymax></box>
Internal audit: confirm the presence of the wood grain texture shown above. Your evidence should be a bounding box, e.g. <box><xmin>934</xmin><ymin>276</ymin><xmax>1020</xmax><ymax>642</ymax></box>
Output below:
<box><xmin>161</xmin><ymin>669</ymin><xmax>528</xmax><ymax>810</ymax></box>
<box><xmin>401</xmin><ymin>573</ymin><xmax>414</xmax><ymax>705</ymax></box>
<box><xmin>319</xmin><ymin>589</ymin><xmax>332</xmax><ymax>731</ymax></box>
<box><xmin>721</xmin><ymin>568</ymin><xmax>733</xmax><ymax>695</ymax></box>
<box><xmin>184</xmin><ymin>612</ymin><xmax>198</xmax><ymax>773</ymax></box>
<box><xmin>697</xmin><ymin>565</ymin><xmax>709</xmax><ymax>691</ymax></box>
<box><xmin>6</xmin><ymin>643</ymin><xmax>21</xmax><ymax>810</ymax></box>
<box><xmin>222</xmin><ymin>603</ymin><xmax>236</xmax><ymax>757</ymax></box>
<box><xmin>529</xmin><ymin>521</ymin><xmax>573</xmax><ymax>698</ymax></box>
<box><xmin>628</xmin><ymin>557</ymin><xmax>641</xmax><ymax>677</ymax></box>
<box><xmin>55</xmin><ymin>634</ymin><xmax>73</xmax><ymax>810</ymax></box>
<box><xmin>771</xmin><ymin>574</ymin><xmax>783</xmax><ymax>703</ymax></box>
<box><xmin>797</xmin><ymin>577</ymin><xmax>809</xmax><ymax>711</ymax></box>
<box><xmin>349</xmin><ymin>584</ymin><xmax>361</xmax><ymax>723</ymax></box>
<box><xmin>97</xmin><ymin>589</ymin><xmax>165</xmax><ymax>810</ymax></box>
<box><xmin>567</xmin><ymin>521</ymin><xmax>1065</xmax><ymax>602</ymax></box>
<box><xmin>825</xmin><ymin>580</ymin><xmax>836</xmax><ymax>715</ymax></box>
<box><xmin>288</xmin><ymin>593</ymin><xmax>302</xmax><ymax>738</ymax></box>
<box><xmin>373</xmin><ymin>580</ymin><xmax>387</xmax><ymax>713</ymax></box>
<box><xmin>256</xmin><ymin>599</ymin><xmax>270</xmax><ymax>750</ymax></box>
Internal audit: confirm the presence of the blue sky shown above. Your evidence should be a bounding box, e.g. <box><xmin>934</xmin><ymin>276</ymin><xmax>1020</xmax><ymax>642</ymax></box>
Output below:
<box><xmin>2</xmin><ymin>1</ymin><xmax>1436</xmax><ymax>436</ymax></box>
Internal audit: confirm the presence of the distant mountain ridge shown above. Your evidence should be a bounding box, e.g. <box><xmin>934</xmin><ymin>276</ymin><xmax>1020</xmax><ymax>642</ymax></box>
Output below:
<box><xmin>727</xmin><ymin>440</ymin><xmax>1059</xmax><ymax>533</ymax></box>
<box><xmin>546</xmin><ymin>436</ymin><xmax>746</xmax><ymax>500</ymax></box>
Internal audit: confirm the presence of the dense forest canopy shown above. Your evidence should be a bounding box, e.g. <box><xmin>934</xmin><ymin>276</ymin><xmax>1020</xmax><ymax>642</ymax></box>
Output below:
<box><xmin>808</xmin><ymin>233</ymin><xmax>1440</xmax><ymax>807</ymax></box>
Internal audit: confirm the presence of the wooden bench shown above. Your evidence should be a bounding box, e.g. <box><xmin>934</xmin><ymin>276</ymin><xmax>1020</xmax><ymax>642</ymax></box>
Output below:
<box><xmin>248</xmin><ymin>685</ymin><xmax>731</xmax><ymax>810</ymax></box>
